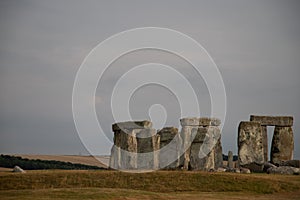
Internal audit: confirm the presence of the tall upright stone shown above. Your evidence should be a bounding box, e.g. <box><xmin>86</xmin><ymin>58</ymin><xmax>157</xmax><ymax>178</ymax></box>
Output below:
<box><xmin>214</xmin><ymin>137</ymin><xmax>223</xmax><ymax>169</ymax></box>
<box><xmin>157</xmin><ymin>127</ymin><xmax>181</xmax><ymax>169</ymax></box>
<box><xmin>180</xmin><ymin>125</ymin><xmax>193</xmax><ymax>170</ymax></box>
<box><xmin>136</xmin><ymin>128</ymin><xmax>159</xmax><ymax>170</ymax></box>
<box><xmin>261</xmin><ymin>125</ymin><xmax>268</xmax><ymax>162</ymax></box>
<box><xmin>271</xmin><ymin>126</ymin><xmax>294</xmax><ymax>165</ymax></box>
<box><xmin>227</xmin><ymin>151</ymin><xmax>233</xmax><ymax>168</ymax></box>
<box><xmin>109</xmin><ymin>120</ymin><xmax>159</xmax><ymax>170</ymax></box>
<box><xmin>238</xmin><ymin>121</ymin><xmax>264</xmax><ymax>172</ymax></box>
<box><xmin>180</xmin><ymin>117</ymin><xmax>222</xmax><ymax>171</ymax></box>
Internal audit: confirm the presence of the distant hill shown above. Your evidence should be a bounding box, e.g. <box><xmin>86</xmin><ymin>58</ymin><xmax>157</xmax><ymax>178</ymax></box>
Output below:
<box><xmin>14</xmin><ymin>154</ymin><xmax>109</xmax><ymax>168</ymax></box>
<box><xmin>0</xmin><ymin>154</ymin><xmax>107</xmax><ymax>170</ymax></box>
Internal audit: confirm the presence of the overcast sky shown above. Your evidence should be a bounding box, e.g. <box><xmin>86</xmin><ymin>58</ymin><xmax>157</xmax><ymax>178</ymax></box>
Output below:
<box><xmin>0</xmin><ymin>0</ymin><xmax>299</xmax><ymax>159</ymax></box>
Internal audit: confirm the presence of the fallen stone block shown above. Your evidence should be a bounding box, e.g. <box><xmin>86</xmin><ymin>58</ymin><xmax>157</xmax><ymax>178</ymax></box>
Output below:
<box><xmin>279</xmin><ymin>160</ymin><xmax>300</xmax><ymax>168</ymax></box>
<box><xmin>12</xmin><ymin>166</ymin><xmax>25</xmax><ymax>173</ymax></box>
<box><xmin>240</xmin><ymin>167</ymin><xmax>251</xmax><ymax>174</ymax></box>
<box><xmin>267</xmin><ymin>166</ymin><xmax>299</xmax><ymax>175</ymax></box>
<box><xmin>263</xmin><ymin>162</ymin><xmax>277</xmax><ymax>172</ymax></box>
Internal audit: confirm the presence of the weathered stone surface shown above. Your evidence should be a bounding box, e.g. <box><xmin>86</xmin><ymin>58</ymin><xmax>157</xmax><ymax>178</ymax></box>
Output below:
<box><xmin>214</xmin><ymin>138</ymin><xmax>223</xmax><ymax>169</ymax></box>
<box><xmin>112</xmin><ymin>120</ymin><xmax>152</xmax><ymax>131</ymax></box>
<box><xmin>109</xmin><ymin>121</ymin><xmax>159</xmax><ymax>170</ymax></box>
<box><xmin>137</xmin><ymin>129</ymin><xmax>157</xmax><ymax>153</ymax></box>
<box><xmin>217</xmin><ymin>167</ymin><xmax>226</xmax><ymax>172</ymax></box>
<box><xmin>119</xmin><ymin>129</ymin><xmax>138</xmax><ymax>169</ymax></box>
<box><xmin>225</xmin><ymin>168</ymin><xmax>240</xmax><ymax>173</ymax></box>
<box><xmin>228</xmin><ymin>151</ymin><xmax>234</xmax><ymax>168</ymax></box>
<box><xmin>271</xmin><ymin>126</ymin><xmax>294</xmax><ymax>165</ymax></box>
<box><xmin>189</xmin><ymin>142</ymin><xmax>214</xmax><ymax>171</ymax></box>
<box><xmin>250</xmin><ymin>115</ymin><xmax>293</xmax><ymax>126</ymax></box>
<box><xmin>240</xmin><ymin>167</ymin><xmax>251</xmax><ymax>174</ymax></box>
<box><xmin>180</xmin><ymin>118</ymin><xmax>222</xmax><ymax>171</ymax></box>
<box><xmin>136</xmin><ymin>128</ymin><xmax>159</xmax><ymax>169</ymax></box>
<box><xmin>180</xmin><ymin>117</ymin><xmax>221</xmax><ymax>126</ymax></box>
<box><xmin>261</xmin><ymin>126</ymin><xmax>268</xmax><ymax>162</ymax></box>
<box><xmin>267</xmin><ymin>166</ymin><xmax>299</xmax><ymax>175</ymax></box>
<box><xmin>12</xmin><ymin>166</ymin><xmax>25</xmax><ymax>173</ymax></box>
<box><xmin>180</xmin><ymin>126</ymin><xmax>193</xmax><ymax>170</ymax></box>
<box><xmin>192</xmin><ymin>127</ymin><xmax>209</xmax><ymax>143</ymax></box>
<box><xmin>263</xmin><ymin>162</ymin><xmax>277</xmax><ymax>172</ymax></box>
<box><xmin>189</xmin><ymin>126</ymin><xmax>220</xmax><ymax>171</ymax></box>
<box><xmin>279</xmin><ymin>160</ymin><xmax>300</xmax><ymax>168</ymax></box>
<box><xmin>109</xmin><ymin>129</ymin><xmax>139</xmax><ymax>170</ymax></box>
<box><xmin>238</xmin><ymin>121</ymin><xmax>264</xmax><ymax>172</ymax></box>
<box><xmin>157</xmin><ymin>127</ymin><xmax>178</xmax><ymax>142</ymax></box>
<box><xmin>158</xmin><ymin>127</ymin><xmax>181</xmax><ymax>169</ymax></box>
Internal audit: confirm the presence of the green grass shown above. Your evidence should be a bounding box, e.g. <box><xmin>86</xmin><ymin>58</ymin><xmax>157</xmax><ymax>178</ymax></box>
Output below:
<box><xmin>0</xmin><ymin>170</ymin><xmax>300</xmax><ymax>199</ymax></box>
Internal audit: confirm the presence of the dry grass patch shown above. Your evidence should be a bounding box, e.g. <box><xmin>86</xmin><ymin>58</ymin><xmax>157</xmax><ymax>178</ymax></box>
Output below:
<box><xmin>0</xmin><ymin>170</ymin><xmax>299</xmax><ymax>195</ymax></box>
<box><xmin>0</xmin><ymin>188</ymin><xmax>300</xmax><ymax>200</ymax></box>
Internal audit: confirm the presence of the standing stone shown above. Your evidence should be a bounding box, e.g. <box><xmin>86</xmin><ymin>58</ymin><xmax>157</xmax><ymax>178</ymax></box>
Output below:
<box><xmin>228</xmin><ymin>151</ymin><xmax>233</xmax><ymax>168</ymax></box>
<box><xmin>189</xmin><ymin>126</ymin><xmax>220</xmax><ymax>171</ymax></box>
<box><xmin>271</xmin><ymin>126</ymin><xmax>294</xmax><ymax>165</ymax></box>
<box><xmin>109</xmin><ymin>120</ymin><xmax>158</xmax><ymax>170</ymax></box>
<box><xmin>109</xmin><ymin>130</ymin><xmax>121</xmax><ymax>169</ymax></box>
<box><xmin>119</xmin><ymin>129</ymin><xmax>138</xmax><ymax>169</ymax></box>
<box><xmin>157</xmin><ymin>127</ymin><xmax>181</xmax><ymax>169</ymax></box>
<box><xmin>180</xmin><ymin>125</ymin><xmax>193</xmax><ymax>170</ymax></box>
<box><xmin>238</xmin><ymin>121</ymin><xmax>264</xmax><ymax>172</ymax></box>
<box><xmin>136</xmin><ymin>128</ymin><xmax>158</xmax><ymax>169</ymax></box>
<box><xmin>261</xmin><ymin>125</ymin><xmax>268</xmax><ymax>162</ymax></box>
<box><xmin>180</xmin><ymin>117</ymin><xmax>222</xmax><ymax>171</ymax></box>
<box><xmin>214</xmin><ymin>138</ymin><xmax>223</xmax><ymax>168</ymax></box>
<box><xmin>152</xmin><ymin>133</ymin><xmax>160</xmax><ymax>170</ymax></box>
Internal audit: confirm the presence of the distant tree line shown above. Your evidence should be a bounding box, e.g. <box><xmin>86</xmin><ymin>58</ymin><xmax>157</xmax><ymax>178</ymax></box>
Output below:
<box><xmin>0</xmin><ymin>154</ymin><xmax>105</xmax><ymax>170</ymax></box>
<box><xmin>222</xmin><ymin>154</ymin><xmax>238</xmax><ymax>161</ymax></box>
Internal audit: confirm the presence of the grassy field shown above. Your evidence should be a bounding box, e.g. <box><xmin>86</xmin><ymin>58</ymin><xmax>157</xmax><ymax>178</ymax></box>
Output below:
<box><xmin>0</xmin><ymin>170</ymin><xmax>300</xmax><ymax>199</ymax></box>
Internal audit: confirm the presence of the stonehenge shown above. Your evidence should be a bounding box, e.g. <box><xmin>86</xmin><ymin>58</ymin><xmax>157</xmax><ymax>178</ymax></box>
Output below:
<box><xmin>238</xmin><ymin>115</ymin><xmax>295</xmax><ymax>172</ymax></box>
<box><xmin>109</xmin><ymin>114</ymin><xmax>296</xmax><ymax>173</ymax></box>
<box><xmin>109</xmin><ymin>117</ymin><xmax>223</xmax><ymax>171</ymax></box>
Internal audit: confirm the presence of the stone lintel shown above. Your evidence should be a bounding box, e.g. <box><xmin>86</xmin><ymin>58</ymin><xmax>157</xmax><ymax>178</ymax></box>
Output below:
<box><xmin>157</xmin><ymin>127</ymin><xmax>178</xmax><ymax>142</ymax></box>
<box><xmin>250</xmin><ymin>115</ymin><xmax>293</xmax><ymax>126</ymax></box>
<box><xmin>238</xmin><ymin>121</ymin><xmax>261</xmax><ymax>130</ymax></box>
<box><xmin>180</xmin><ymin>117</ymin><xmax>221</xmax><ymax>126</ymax></box>
<box><xmin>112</xmin><ymin>120</ymin><xmax>152</xmax><ymax>131</ymax></box>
